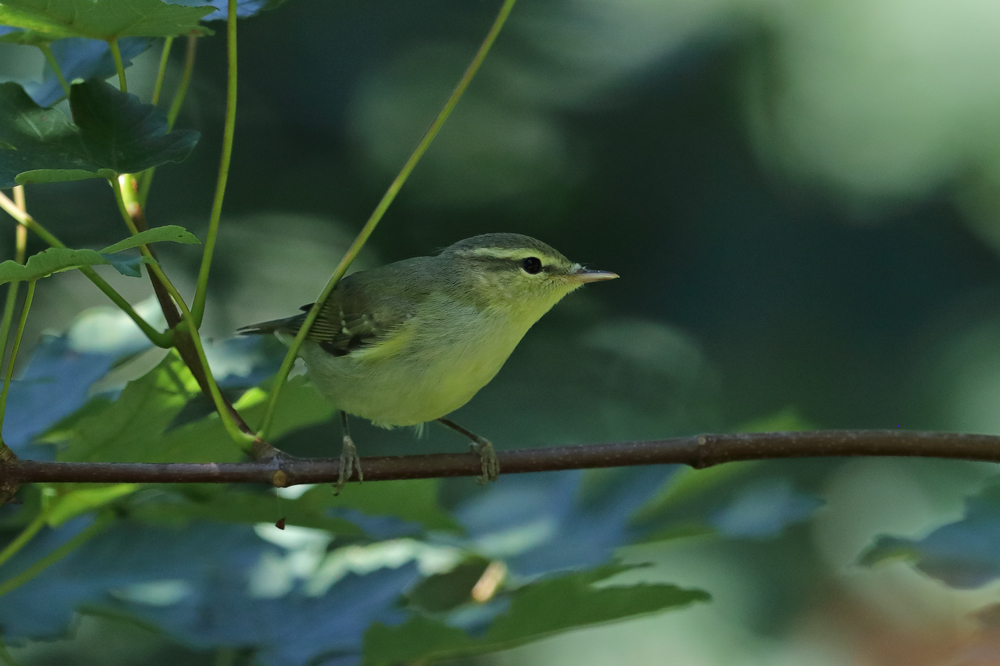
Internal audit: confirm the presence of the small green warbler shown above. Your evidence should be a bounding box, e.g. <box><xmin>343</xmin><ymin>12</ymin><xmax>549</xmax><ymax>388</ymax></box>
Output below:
<box><xmin>241</xmin><ymin>233</ymin><xmax>617</xmax><ymax>490</ymax></box>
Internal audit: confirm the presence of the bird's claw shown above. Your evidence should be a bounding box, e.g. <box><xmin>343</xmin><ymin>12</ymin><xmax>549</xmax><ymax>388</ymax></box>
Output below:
<box><xmin>471</xmin><ymin>438</ymin><xmax>500</xmax><ymax>484</ymax></box>
<box><xmin>334</xmin><ymin>435</ymin><xmax>364</xmax><ymax>495</ymax></box>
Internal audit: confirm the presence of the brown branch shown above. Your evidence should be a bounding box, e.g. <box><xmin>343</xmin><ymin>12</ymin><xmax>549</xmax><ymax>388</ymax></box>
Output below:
<box><xmin>1</xmin><ymin>430</ymin><xmax>999</xmax><ymax>491</ymax></box>
<box><xmin>119</xmin><ymin>177</ymin><xmax>277</xmax><ymax>461</ymax></box>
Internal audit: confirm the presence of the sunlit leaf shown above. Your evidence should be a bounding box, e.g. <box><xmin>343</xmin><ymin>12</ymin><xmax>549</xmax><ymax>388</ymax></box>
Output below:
<box><xmin>99</xmin><ymin>225</ymin><xmax>200</xmax><ymax>254</ymax></box>
<box><xmin>0</xmin><ymin>0</ymin><xmax>211</xmax><ymax>41</ymax></box>
<box><xmin>0</xmin><ymin>247</ymin><xmax>118</xmax><ymax>284</ymax></box>
<box><xmin>45</xmin><ymin>484</ymin><xmax>139</xmax><ymax>527</ymax></box>
<box><xmin>57</xmin><ymin>353</ymin><xmax>200</xmax><ymax>463</ymax></box>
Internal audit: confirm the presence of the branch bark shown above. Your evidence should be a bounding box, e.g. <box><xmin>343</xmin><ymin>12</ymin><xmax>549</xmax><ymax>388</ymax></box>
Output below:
<box><xmin>2</xmin><ymin>430</ymin><xmax>998</xmax><ymax>491</ymax></box>
<box><xmin>118</xmin><ymin>175</ymin><xmax>278</xmax><ymax>461</ymax></box>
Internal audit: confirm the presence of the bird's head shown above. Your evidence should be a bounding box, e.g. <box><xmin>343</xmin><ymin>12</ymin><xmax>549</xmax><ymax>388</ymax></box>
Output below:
<box><xmin>440</xmin><ymin>233</ymin><xmax>618</xmax><ymax>318</ymax></box>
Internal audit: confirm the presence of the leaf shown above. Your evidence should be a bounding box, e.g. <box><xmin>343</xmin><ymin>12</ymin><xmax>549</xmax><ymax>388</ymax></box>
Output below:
<box><xmin>364</xmin><ymin>566</ymin><xmax>710</xmax><ymax>664</ymax></box>
<box><xmin>128</xmin><ymin>487</ymin><xmax>366</xmax><ymax>536</ymax></box>
<box><xmin>100</xmin><ymin>251</ymin><xmax>147</xmax><ymax>277</ymax></box>
<box><xmin>0</xmin><ymin>247</ymin><xmax>114</xmax><ymax>284</ymax></box>
<box><xmin>453</xmin><ymin>466</ymin><xmax>676</xmax><ymax>577</ymax></box>
<box><xmin>26</xmin><ymin>36</ymin><xmax>155</xmax><ymax>108</ymax></box>
<box><xmin>145</xmin><ymin>375</ymin><xmax>334</xmax><ymax>464</ymax></box>
<box><xmin>99</xmin><ymin>225</ymin><xmax>200</xmax><ymax>254</ymax></box>
<box><xmin>163</xmin><ymin>0</ymin><xmax>287</xmax><ymax>21</ymax></box>
<box><xmin>0</xmin><ymin>79</ymin><xmax>199</xmax><ymax>187</ymax></box>
<box><xmin>58</xmin><ymin>352</ymin><xmax>201</xmax><ymax>463</ymax></box>
<box><xmin>3</xmin><ymin>334</ymin><xmax>126</xmax><ymax>453</ymax></box>
<box><xmin>0</xmin><ymin>26</ymin><xmax>50</xmax><ymax>44</ymax></box>
<box><xmin>860</xmin><ymin>481</ymin><xmax>1000</xmax><ymax>589</ymax></box>
<box><xmin>68</xmin><ymin>78</ymin><xmax>199</xmax><ymax>175</ymax></box>
<box><xmin>0</xmin><ymin>0</ymin><xmax>212</xmax><ymax>40</ymax></box>
<box><xmin>0</xmin><ymin>226</ymin><xmax>196</xmax><ymax>281</ymax></box>
<box><xmin>45</xmin><ymin>484</ymin><xmax>139</xmax><ymax>527</ymax></box>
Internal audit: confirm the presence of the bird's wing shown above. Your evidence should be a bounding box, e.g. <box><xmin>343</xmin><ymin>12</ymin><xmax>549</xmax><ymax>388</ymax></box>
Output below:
<box><xmin>287</xmin><ymin>261</ymin><xmax>432</xmax><ymax>357</ymax></box>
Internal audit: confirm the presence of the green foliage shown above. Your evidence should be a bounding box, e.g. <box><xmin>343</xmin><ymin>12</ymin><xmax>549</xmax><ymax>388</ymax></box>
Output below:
<box><xmin>44</xmin><ymin>484</ymin><xmax>139</xmax><ymax>527</ymax></box>
<box><xmin>0</xmin><ymin>248</ymin><xmax>134</xmax><ymax>284</ymax></box>
<box><xmin>364</xmin><ymin>565</ymin><xmax>710</xmax><ymax>664</ymax></box>
<box><xmin>56</xmin><ymin>353</ymin><xmax>200</xmax><ymax>463</ymax></box>
<box><xmin>0</xmin><ymin>226</ymin><xmax>197</xmax><ymax>284</ymax></box>
<box><xmin>127</xmin><ymin>486</ymin><xmax>366</xmax><ymax>535</ymax></box>
<box><xmin>0</xmin><ymin>79</ymin><xmax>199</xmax><ymax>187</ymax></box>
<box><xmin>98</xmin><ymin>225</ymin><xmax>200</xmax><ymax>253</ymax></box>
<box><xmin>0</xmin><ymin>0</ymin><xmax>211</xmax><ymax>41</ymax></box>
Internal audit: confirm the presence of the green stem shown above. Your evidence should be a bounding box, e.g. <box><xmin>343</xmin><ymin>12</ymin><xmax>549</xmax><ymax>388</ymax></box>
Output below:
<box><xmin>256</xmin><ymin>0</ymin><xmax>519</xmax><ymax>439</ymax></box>
<box><xmin>0</xmin><ymin>189</ymin><xmax>26</xmax><ymax>453</ymax></box>
<box><xmin>37</xmin><ymin>43</ymin><xmax>70</xmax><ymax>97</ymax></box>
<box><xmin>0</xmin><ymin>281</ymin><xmax>35</xmax><ymax>438</ymax></box>
<box><xmin>167</xmin><ymin>35</ymin><xmax>198</xmax><ymax>131</ymax></box>
<box><xmin>150</xmin><ymin>36</ymin><xmax>173</xmax><ymax>105</ymax></box>
<box><xmin>0</xmin><ymin>511</ymin><xmax>45</xmax><ymax>570</ymax></box>
<box><xmin>0</xmin><ymin>513</ymin><xmax>113</xmax><ymax>599</ymax></box>
<box><xmin>191</xmin><ymin>0</ymin><xmax>238</xmax><ymax>328</ymax></box>
<box><xmin>109</xmin><ymin>39</ymin><xmax>127</xmax><ymax>92</ymax></box>
<box><xmin>139</xmin><ymin>35</ymin><xmax>195</xmax><ymax>206</ymax></box>
<box><xmin>111</xmin><ymin>179</ymin><xmax>254</xmax><ymax>450</ymax></box>
<box><xmin>0</xmin><ymin>191</ymin><xmax>171</xmax><ymax>348</ymax></box>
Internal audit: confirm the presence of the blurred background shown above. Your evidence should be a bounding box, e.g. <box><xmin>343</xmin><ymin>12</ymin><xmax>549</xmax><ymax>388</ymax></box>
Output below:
<box><xmin>5</xmin><ymin>0</ymin><xmax>1000</xmax><ymax>664</ymax></box>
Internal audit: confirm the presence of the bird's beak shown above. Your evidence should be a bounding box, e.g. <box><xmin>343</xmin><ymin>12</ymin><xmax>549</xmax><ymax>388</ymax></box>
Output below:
<box><xmin>571</xmin><ymin>267</ymin><xmax>619</xmax><ymax>283</ymax></box>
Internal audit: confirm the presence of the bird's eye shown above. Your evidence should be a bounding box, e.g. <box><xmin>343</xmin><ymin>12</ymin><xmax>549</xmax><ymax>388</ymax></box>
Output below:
<box><xmin>521</xmin><ymin>257</ymin><xmax>542</xmax><ymax>274</ymax></box>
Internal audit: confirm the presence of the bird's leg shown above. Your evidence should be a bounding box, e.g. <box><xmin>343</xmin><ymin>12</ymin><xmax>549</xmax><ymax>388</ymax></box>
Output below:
<box><xmin>437</xmin><ymin>417</ymin><xmax>500</xmax><ymax>484</ymax></box>
<box><xmin>335</xmin><ymin>411</ymin><xmax>364</xmax><ymax>495</ymax></box>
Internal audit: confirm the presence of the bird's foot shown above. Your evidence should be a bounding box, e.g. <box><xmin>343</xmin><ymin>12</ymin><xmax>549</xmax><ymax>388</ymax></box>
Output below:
<box><xmin>334</xmin><ymin>435</ymin><xmax>364</xmax><ymax>495</ymax></box>
<box><xmin>470</xmin><ymin>438</ymin><xmax>500</xmax><ymax>484</ymax></box>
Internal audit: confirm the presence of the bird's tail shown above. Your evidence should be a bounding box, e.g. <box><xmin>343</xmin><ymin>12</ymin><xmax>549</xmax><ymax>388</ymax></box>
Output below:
<box><xmin>236</xmin><ymin>315</ymin><xmax>301</xmax><ymax>336</ymax></box>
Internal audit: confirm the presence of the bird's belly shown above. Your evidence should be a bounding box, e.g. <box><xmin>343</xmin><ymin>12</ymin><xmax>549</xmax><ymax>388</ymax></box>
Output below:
<box><xmin>300</xmin><ymin>320</ymin><xmax>522</xmax><ymax>427</ymax></box>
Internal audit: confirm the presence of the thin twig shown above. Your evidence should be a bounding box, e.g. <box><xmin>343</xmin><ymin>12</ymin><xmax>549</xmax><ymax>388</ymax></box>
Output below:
<box><xmin>37</xmin><ymin>44</ymin><xmax>70</xmax><ymax>97</ymax></box>
<box><xmin>109</xmin><ymin>40</ymin><xmax>127</xmax><ymax>92</ymax></box>
<box><xmin>257</xmin><ymin>0</ymin><xmax>519</xmax><ymax>439</ymax></box>
<box><xmin>150</xmin><ymin>36</ymin><xmax>174</xmax><ymax>106</ymax></box>
<box><xmin>191</xmin><ymin>0</ymin><xmax>238</xmax><ymax>327</ymax></box>
<box><xmin>2</xmin><ymin>430</ymin><xmax>999</xmax><ymax>489</ymax></box>
<box><xmin>111</xmin><ymin>177</ymin><xmax>260</xmax><ymax>453</ymax></box>
<box><xmin>139</xmin><ymin>35</ymin><xmax>197</xmax><ymax>206</ymax></box>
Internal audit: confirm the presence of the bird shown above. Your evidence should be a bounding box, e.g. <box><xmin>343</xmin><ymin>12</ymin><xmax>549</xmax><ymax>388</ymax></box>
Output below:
<box><xmin>239</xmin><ymin>232</ymin><xmax>618</xmax><ymax>491</ymax></box>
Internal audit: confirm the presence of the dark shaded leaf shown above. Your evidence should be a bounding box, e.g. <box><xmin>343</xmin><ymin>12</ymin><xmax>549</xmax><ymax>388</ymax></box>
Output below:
<box><xmin>68</xmin><ymin>77</ymin><xmax>199</xmax><ymax>174</ymax></box>
<box><xmin>364</xmin><ymin>565</ymin><xmax>710</xmax><ymax>664</ymax></box>
<box><xmin>128</xmin><ymin>487</ymin><xmax>365</xmax><ymax>536</ymax></box>
<box><xmin>0</xmin><ymin>79</ymin><xmax>199</xmax><ymax>187</ymax></box>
